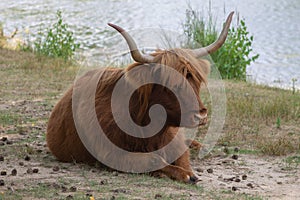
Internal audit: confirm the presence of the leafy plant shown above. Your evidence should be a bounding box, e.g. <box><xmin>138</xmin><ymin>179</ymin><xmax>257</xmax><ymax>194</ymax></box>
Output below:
<box><xmin>183</xmin><ymin>7</ymin><xmax>259</xmax><ymax>80</ymax></box>
<box><xmin>276</xmin><ymin>117</ymin><xmax>281</xmax><ymax>129</ymax></box>
<box><xmin>34</xmin><ymin>10</ymin><xmax>79</xmax><ymax>60</ymax></box>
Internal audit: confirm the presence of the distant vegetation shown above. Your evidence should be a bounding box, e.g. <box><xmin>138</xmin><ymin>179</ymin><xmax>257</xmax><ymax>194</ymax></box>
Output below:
<box><xmin>32</xmin><ymin>10</ymin><xmax>80</xmax><ymax>61</ymax></box>
<box><xmin>183</xmin><ymin>7</ymin><xmax>259</xmax><ymax>80</ymax></box>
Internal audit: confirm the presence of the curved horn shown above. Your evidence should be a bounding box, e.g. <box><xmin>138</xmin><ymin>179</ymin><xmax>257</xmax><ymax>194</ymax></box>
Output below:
<box><xmin>108</xmin><ymin>23</ymin><xmax>155</xmax><ymax>63</ymax></box>
<box><xmin>193</xmin><ymin>11</ymin><xmax>234</xmax><ymax>57</ymax></box>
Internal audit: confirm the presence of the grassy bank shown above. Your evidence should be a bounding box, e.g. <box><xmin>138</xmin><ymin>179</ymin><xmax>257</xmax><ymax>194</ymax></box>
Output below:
<box><xmin>0</xmin><ymin>49</ymin><xmax>299</xmax><ymax>199</ymax></box>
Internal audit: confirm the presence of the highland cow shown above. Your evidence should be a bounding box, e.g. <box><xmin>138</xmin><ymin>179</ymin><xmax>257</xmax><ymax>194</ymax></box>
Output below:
<box><xmin>46</xmin><ymin>12</ymin><xmax>233</xmax><ymax>183</ymax></box>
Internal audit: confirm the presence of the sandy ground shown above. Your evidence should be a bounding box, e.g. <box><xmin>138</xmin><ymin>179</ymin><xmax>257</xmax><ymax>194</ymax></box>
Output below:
<box><xmin>196</xmin><ymin>154</ymin><xmax>299</xmax><ymax>200</ymax></box>
<box><xmin>0</xmin><ymin>99</ymin><xmax>299</xmax><ymax>200</ymax></box>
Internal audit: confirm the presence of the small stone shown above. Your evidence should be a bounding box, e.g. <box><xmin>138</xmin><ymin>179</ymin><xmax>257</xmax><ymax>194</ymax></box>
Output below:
<box><xmin>6</xmin><ymin>140</ymin><xmax>13</xmax><ymax>145</ymax></box>
<box><xmin>224</xmin><ymin>177</ymin><xmax>235</xmax><ymax>182</ymax></box>
<box><xmin>0</xmin><ymin>155</ymin><xmax>4</xmax><ymax>161</ymax></box>
<box><xmin>0</xmin><ymin>171</ymin><xmax>7</xmax><ymax>176</ymax></box>
<box><xmin>11</xmin><ymin>169</ymin><xmax>17</xmax><ymax>176</ymax></box>
<box><xmin>7</xmin><ymin>186</ymin><xmax>14</xmax><ymax>192</ymax></box>
<box><xmin>231</xmin><ymin>186</ymin><xmax>238</xmax><ymax>191</ymax></box>
<box><xmin>234</xmin><ymin>178</ymin><xmax>241</xmax><ymax>182</ymax></box>
<box><xmin>231</xmin><ymin>154</ymin><xmax>238</xmax><ymax>160</ymax></box>
<box><xmin>277</xmin><ymin>181</ymin><xmax>283</xmax><ymax>185</ymax></box>
<box><xmin>69</xmin><ymin>186</ymin><xmax>77</xmax><ymax>192</ymax></box>
<box><xmin>242</xmin><ymin>174</ymin><xmax>247</xmax><ymax>180</ymax></box>
<box><xmin>207</xmin><ymin>168</ymin><xmax>213</xmax><ymax>173</ymax></box>
<box><xmin>234</xmin><ymin>147</ymin><xmax>239</xmax><ymax>152</ymax></box>
<box><xmin>32</xmin><ymin>168</ymin><xmax>39</xmax><ymax>173</ymax></box>
<box><xmin>196</xmin><ymin>168</ymin><xmax>204</xmax><ymax>173</ymax></box>
<box><xmin>52</xmin><ymin>166</ymin><xmax>60</xmax><ymax>172</ymax></box>
<box><xmin>111</xmin><ymin>188</ymin><xmax>127</xmax><ymax>193</ymax></box>
<box><xmin>24</xmin><ymin>155</ymin><xmax>31</xmax><ymax>161</ymax></box>
<box><xmin>61</xmin><ymin>185</ymin><xmax>68</xmax><ymax>192</ymax></box>
<box><xmin>110</xmin><ymin>196</ymin><xmax>116</xmax><ymax>200</ymax></box>
<box><xmin>155</xmin><ymin>193</ymin><xmax>162</xmax><ymax>199</ymax></box>
<box><xmin>36</xmin><ymin>149</ymin><xmax>43</xmax><ymax>153</ymax></box>
<box><xmin>19</xmin><ymin>161</ymin><xmax>24</xmax><ymax>166</ymax></box>
<box><xmin>0</xmin><ymin>179</ymin><xmax>4</xmax><ymax>186</ymax></box>
<box><xmin>86</xmin><ymin>193</ymin><xmax>93</xmax><ymax>197</ymax></box>
<box><xmin>1</xmin><ymin>137</ymin><xmax>7</xmax><ymax>142</ymax></box>
<box><xmin>247</xmin><ymin>183</ymin><xmax>254</xmax><ymax>188</ymax></box>
<box><xmin>27</xmin><ymin>168</ymin><xmax>33</xmax><ymax>174</ymax></box>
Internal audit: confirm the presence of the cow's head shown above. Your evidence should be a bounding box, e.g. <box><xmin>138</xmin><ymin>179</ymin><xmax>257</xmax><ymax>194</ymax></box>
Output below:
<box><xmin>108</xmin><ymin>12</ymin><xmax>233</xmax><ymax>129</ymax></box>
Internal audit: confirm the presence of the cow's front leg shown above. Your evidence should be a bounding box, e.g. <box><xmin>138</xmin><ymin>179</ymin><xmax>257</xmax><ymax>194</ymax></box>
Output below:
<box><xmin>152</xmin><ymin>150</ymin><xmax>198</xmax><ymax>183</ymax></box>
<box><xmin>172</xmin><ymin>150</ymin><xmax>199</xmax><ymax>182</ymax></box>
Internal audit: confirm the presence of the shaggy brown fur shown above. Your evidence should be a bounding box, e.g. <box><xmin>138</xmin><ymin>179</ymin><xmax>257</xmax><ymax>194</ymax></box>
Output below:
<box><xmin>46</xmin><ymin>48</ymin><xmax>210</xmax><ymax>183</ymax></box>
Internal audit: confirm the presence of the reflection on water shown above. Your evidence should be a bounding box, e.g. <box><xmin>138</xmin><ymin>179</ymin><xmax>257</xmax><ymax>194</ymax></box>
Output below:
<box><xmin>0</xmin><ymin>0</ymin><xmax>299</xmax><ymax>89</ymax></box>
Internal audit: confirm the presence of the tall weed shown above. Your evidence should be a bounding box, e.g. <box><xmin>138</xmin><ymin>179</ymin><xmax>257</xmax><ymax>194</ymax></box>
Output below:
<box><xmin>183</xmin><ymin>7</ymin><xmax>259</xmax><ymax>80</ymax></box>
<box><xmin>34</xmin><ymin>10</ymin><xmax>80</xmax><ymax>61</ymax></box>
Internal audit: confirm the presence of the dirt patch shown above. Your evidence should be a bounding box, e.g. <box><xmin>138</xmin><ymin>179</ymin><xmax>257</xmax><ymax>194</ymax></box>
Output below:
<box><xmin>0</xmin><ymin>111</ymin><xmax>299</xmax><ymax>199</ymax></box>
<box><xmin>195</xmin><ymin>153</ymin><xmax>299</xmax><ymax>200</ymax></box>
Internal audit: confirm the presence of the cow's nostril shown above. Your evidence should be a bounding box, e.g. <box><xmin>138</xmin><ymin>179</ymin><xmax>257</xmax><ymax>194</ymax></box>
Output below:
<box><xmin>200</xmin><ymin>108</ymin><xmax>207</xmax><ymax>115</ymax></box>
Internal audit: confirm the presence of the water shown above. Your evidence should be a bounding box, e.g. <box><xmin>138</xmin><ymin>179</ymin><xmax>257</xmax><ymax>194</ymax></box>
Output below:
<box><xmin>1</xmin><ymin>0</ymin><xmax>299</xmax><ymax>89</ymax></box>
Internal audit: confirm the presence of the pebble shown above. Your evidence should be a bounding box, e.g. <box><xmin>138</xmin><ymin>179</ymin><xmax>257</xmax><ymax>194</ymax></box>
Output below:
<box><xmin>0</xmin><ymin>179</ymin><xmax>4</xmax><ymax>186</ymax></box>
<box><xmin>231</xmin><ymin>154</ymin><xmax>238</xmax><ymax>160</ymax></box>
<box><xmin>66</xmin><ymin>195</ymin><xmax>74</xmax><ymax>200</ymax></box>
<box><xmin>207</xmin><ymin>168</ymin><xmax>213</xmax><ymax>173</ymax></box>
<box><xmin>36</xmin><ymin>149</ymin><xmax>43</xmax><ymax>153</ymax></box>
<box><xmin>247</xmin><ymin>183</ymin><xmax>254</xmax><ymax>188</ymax></box>
<box><xmin>32</xmin><ymin>168</ymin><xmax>39</xmax><ymax>173</ymax></box>
<box><xmin>111</xmin><ymin>188</ymin><xmax>127</xmax><ymax>194</ymax></box>
<box><xmin>52</xmin><ymin>166</ymin><xmax>60</xmax><ymax>172</ymax></box>
<box><xmin>231</xmin><ymin>186</ymin><xmax>238</xmax><ymax>191</ymax></box>
<box><xmin>224</xmin><ymin>177</ymin><xmax>235</xmax><ymax>182</ymax></box>
<box><xmin>6</xmin><ymin>140</ymin><xmax>13</xmax><ymax>145</ymax></box>
<box><xmin>0</xmin><ymin>155</ymin><xmax>4</xmax><ymax>161</ymax></box>
<box><xmin>234</xmin><ymin>178</ymin><xmax>241</xmax><ymax>182</ymax></box>
<box><xmin>100</xmin><ymin>180</ymin><xmax>107</xmax><ymax>185</ymax></box>
<box><xmin>19</xmin><ymin>161</ymin><xmax>24</xmax><ymax>166</ymax></box>
<box><xmin>0</xmin><ymin>137</ymin><xmax>7</xmax><ymax>142</ymax></box>
<box><xmin>155</xmin><ymin>194</ymin><xmax>162</xmax><ymax>199</ymax></box>
<box><xmin>69</xmin><ymin>186</ymin><xmax>77</xmax><ymax>192</ymax></box>
<box><xmin>0</xmin><ymin>171</ymin><xmax>7</xmax><ymax>176</ymax></box>
<box><xmin>61</xmin><ymin>185</ymin><xmax>68</xmax><ymax>192</ymax></box>
<box><xmin>242</xmin><ymin>174</ymin><xmax>247</xmax><ymax>180</ymax></box>
<box><xmin>196</xmin><ymin>168</ymin><xmax>204</xmax><ymax>173</ymax></box>
<box><xmin>24</xmin><ymin>155</ymin><xmax>31</xmax><ymax>161</ymax></box>
<box><xmin>11</xmin><ymin>169</ymin><xmax>17</xmax><ymax>176</ymax></box>
<box><xmin>234</xmin><ymin>147</ymin><xmax>239</xmax><ymax>152</ymax></box>
<box><xmin>27</xmin><ymin>168</ymin><xmax>33</xmax><ymax>174</ymax></box>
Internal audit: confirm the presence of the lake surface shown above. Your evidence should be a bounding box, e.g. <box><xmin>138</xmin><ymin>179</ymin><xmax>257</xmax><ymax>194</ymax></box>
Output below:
<box><xmin>1</xmin><ymin>0</ymin><xmax>299</xmax><ymax>89</ymax></box>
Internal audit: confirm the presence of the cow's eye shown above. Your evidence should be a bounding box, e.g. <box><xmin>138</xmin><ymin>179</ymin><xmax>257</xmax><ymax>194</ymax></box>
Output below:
<box><xmin>186</xmin><ymin>72</ymin><xmax>192</xmax><ymax>79</ymax></box>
